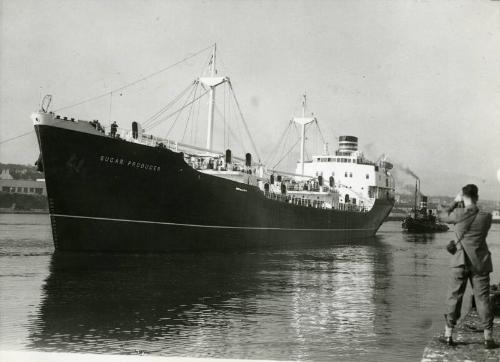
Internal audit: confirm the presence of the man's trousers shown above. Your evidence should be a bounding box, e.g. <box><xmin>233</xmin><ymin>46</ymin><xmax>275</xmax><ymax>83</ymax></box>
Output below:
<box><xmin>446</xmin><ymin>266</ymin><xmax>493</xmax><ymax>330</ymax></box>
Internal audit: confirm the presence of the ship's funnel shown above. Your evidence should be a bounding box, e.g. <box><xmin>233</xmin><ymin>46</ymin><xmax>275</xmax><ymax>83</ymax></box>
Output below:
<box><xmin>420</xmin><ymin>195</ymin><xmax>428</xmax><ymax>209</ymax></box>
<box><xmin>338</xmin><ymin>136</ymin><xmax>358</xmax><ymax>154</ymax></box>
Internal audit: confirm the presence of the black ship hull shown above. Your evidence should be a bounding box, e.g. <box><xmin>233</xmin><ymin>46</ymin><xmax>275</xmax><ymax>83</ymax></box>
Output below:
<box><xmin>35</xmin><ymin>124</ymin><xmax>393</xmax><ymax>252</ymax></box>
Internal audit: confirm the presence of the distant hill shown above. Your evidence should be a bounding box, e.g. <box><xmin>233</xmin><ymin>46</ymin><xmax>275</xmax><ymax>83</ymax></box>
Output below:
<box><xmin>396</xmin><ymin>192</ymin><xmax>498</xmax><ymax>212</ymax></box>
<box><xmin>0</xmin><ymin>163</ymin><xmax>43</xmax><ymax>181</ymax></box>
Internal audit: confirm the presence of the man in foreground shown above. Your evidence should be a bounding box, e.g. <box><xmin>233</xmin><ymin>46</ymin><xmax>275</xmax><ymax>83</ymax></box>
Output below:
<box><xmin>439</xmin><ymin>184</ymin><xmax>495</xmax><ymax>349</ymax></box>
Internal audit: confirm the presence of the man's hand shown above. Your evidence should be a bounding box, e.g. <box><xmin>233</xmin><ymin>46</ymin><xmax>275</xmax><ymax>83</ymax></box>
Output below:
<box><xmin>454</xmin><ymin>193</ymin><xmax>463</xmax><ymax>203</ymax></box>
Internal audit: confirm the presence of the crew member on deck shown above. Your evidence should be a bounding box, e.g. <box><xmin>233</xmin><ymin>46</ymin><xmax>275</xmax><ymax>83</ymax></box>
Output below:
<box><xmin>438</xmin><ymin>184</ymin><xmax>496</xmax><ymax>349</ymax></box>
<box><xmin>110</xmin><ymin>121</ymin><xmax>118</xmax><ymax>137</ymax></box>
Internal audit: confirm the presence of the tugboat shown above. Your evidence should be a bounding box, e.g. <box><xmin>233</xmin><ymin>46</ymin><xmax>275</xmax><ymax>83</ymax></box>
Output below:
<box><xmin>492</xmin><ymin>207</ymin><xmax>500</xmax><ymax>224</ymax></box>
<box><xmin>402</xmin><ymin>181</ymin><xmax>449</xmax><ymax>233</ymax></box>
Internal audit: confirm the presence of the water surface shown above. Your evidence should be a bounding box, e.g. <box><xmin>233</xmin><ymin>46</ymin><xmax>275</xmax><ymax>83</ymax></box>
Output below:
<box><xmin>1</xmin><ymin>213</ymin><xmax>499</xmax><ymax>361</ymax></box>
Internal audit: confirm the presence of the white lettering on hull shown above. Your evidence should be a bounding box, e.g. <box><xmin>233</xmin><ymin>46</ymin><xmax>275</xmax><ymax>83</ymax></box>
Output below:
<box><xmin>99</xmin><ymin>155</ymin><xmax>160</xmax><ymax>172</ymax></box>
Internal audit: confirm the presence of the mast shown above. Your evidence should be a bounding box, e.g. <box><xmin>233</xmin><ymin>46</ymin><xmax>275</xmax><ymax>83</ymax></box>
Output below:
<box><xmin>300</xmin><ymin>96</ymin><xmax>306</xmax><ymax>174</ymax></box>
<box><xmin>414</xmin><ymin>180</ymin><xmax>418</xmax><ymax>218</ymax></box>
<box><xmin>293</xmin><ymin>94</ymin><xmax>316</xmax><ymax>175</ymax></box>
<box><xmin>206</xmin><ymin>44</ymin><xmax>216</xmax><ymax>150</ymax></box>
<box><xmin>199</xmin><ymin>43</ymin><xmax>227</xmax><ymax>151</ymax></box>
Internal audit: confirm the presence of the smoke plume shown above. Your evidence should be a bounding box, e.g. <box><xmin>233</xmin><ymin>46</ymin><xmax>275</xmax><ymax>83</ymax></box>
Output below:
<box><xmin>401</xmin><ymin>166</ymin><xmax>420</xmax><ymax>181</ymax></box>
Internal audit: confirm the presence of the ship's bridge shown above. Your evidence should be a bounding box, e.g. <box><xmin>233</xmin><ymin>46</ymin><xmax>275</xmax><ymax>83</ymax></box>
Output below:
<box><xmin>295</xmin><ymin>135</ymin><xmax>395</xmax><ymax>208</ymax></box>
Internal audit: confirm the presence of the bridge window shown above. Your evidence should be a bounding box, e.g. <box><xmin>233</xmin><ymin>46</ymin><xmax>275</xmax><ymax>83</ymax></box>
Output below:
<box><xmin>349</xmin><ymin>172</ymin><xmax>353</xmax><ymax>178</ymax></box>
<box><xmin>366</xmin><ymin>174</ymin><xmax>369</xmax><ymax>179</ymax></box>
<box><xmin>345</xmin><ymin>172</ymin><xmax>348</xmax><ymax>177</ymax></box>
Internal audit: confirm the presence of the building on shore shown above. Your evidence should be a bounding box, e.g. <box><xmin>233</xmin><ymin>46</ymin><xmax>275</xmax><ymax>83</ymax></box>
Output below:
<box><xmin>0</xmin><ymin>169</ymin><xmax>46</xmax><ymax>196</ymax></box>
<box><xmin>0</xmin><ymin>169</ymin><xmax>13</xmax><ymax>180</ymax></box>
<box><xmin>0</xmin><ymin>179</ymin><xmax>47</xmax><ymax>196</ymax></box>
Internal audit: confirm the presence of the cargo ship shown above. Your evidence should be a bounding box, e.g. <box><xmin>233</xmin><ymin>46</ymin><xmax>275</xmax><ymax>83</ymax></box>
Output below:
<box><xmin>32</xmin><ymin>45</ymin><xmax>395</xmax><ymax>252</ymax></box>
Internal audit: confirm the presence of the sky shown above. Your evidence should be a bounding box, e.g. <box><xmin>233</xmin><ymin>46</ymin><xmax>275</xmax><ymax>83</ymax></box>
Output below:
<box><xmin>1</xmin><ymin>0</ymin><xmax>499</xmax><ymax>200</ymax></box>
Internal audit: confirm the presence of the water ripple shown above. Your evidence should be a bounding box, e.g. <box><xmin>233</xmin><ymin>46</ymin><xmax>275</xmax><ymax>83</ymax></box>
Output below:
<box><xmin>0</xmin><ymin>214</ymin><xmax>499</xmax><ymax>361</ymax></box>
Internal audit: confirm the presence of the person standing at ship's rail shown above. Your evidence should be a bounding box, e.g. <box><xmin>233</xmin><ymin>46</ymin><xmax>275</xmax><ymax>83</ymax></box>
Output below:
<box><xmin>438</xmin><ymin>184</ymin><xmax>496</xmax><ymax>349</ymax></box>
<box><xmin>110</xmin><ymin>121</ymin><xmax>118</xmax><ymax>137</ymax></box>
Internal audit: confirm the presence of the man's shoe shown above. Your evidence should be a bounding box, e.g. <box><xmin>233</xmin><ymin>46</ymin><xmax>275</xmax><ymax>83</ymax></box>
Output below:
<box><xmin>464</xmin><ymin>323</ymin><xmax>482</xmax><ymax>332</ymax></box>
<box><xmin>438</xmin><ymin>336</ymin><xmax>456</xmax><ymax>346</ymax></box>
<box><xmin>484</xmin><ymin>339</ymin><xmax>499</xmax><ymax>349</ymax></box>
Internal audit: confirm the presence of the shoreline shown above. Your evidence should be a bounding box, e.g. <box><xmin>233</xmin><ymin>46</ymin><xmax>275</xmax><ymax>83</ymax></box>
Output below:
<box><xmin>0</xmin><ymin>351</ymin><xmax>286</xmax><ymax>362</ymax></box>
<box><xmin>0</xmin><ymin>210</ymin><xmax>48</xmax><ymax>214</ymax></box>
<box><xmin>422</xmin><ymin>310</ymin><xmax>500</xmax><ymax>361</ymax></box>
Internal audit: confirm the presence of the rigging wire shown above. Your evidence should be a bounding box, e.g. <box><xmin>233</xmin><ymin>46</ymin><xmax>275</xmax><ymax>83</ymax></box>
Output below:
<box><xmin>214</xmin><ymin>85</ymin><xmax>246</xmax><ymax>153</ymax></box>
<box><xmin>162</xmin><ymin>84</ymin><xmax>199</xmax><ymax>136</ymax></box>
<box><xmin>208</xmin><ymin>88</ymin><xmax>247</xmax><ymax>155</ymax></box>
<box><xmin>108</xmin><ymin>92</ymin><xmax>113</xmax><ymax>124</ymax></box>
<box><xmin>142</xmin><ymin>81</ymin><xmax>197</xmax><ymax>127</ymax></box>
<box><xmin>267</xmin><ymin>123</ymin><xmax>289</xmax><ymax>166</ymax></box>
<box><xmin>0</xmin><ymin>130</ymin><xmax>35</xmax><ymax>145</ymax></box>
<box><xmin>315</xmin><ymin>120</ymin><xmax>326</xmax><ymax>145</ymax></box>
<box><xmin>181</xmin><ymin>82</ymin><xmax>199</xmax><ymax>142</ymax></box>
<box><xmin>225</xmin><ymin>123</ymin><xmax>245</xmax><ymax>155</ymax></box>
<box><xmin>54</xmin><ymin>44</ymin><xmax>214</xmax><ymax>112</ymax></box>
<box><xmin>192</xmin><ymin>84</ymin><xmax>202</xmax><ymax>145</ymax></box>
<box><xmin>200</xmin><ymin>51</ymin><xmax>214</xmax><ymax>76</ymax></box>
<box><xmin>212</xmin><ymin>100</ymin><xmax>246</xmax><ymax>155</ymax></box>
<box><xmin>272</xmin><ymin>127</ymin><xmax>290</xmax><ymax>167</ymax></box>
<box><xmin>267</xmin><ymin>120</ymin><xmax>301</xmax><ymax>169</ymax></box>
<box><xmin>264</xmin><ymin>121</ymin><xmax>293</xmax><ymax>165</ymax></box>
<box><xmin>0</xmin><ymin>115</ymin><xmax>84</xmax><ymax>146</ymax></box>
<box><xmin>227</xmin><ymin>81</ymin><xmax>262</xmax><ymax>163</ymax></box>
<box><xmin>272</xmin><ymin>137</ymin><xmax>301</xmax><ymax>169</ymax></box>
<box><xmin>145</xmin><ymin>84</ymin><xmax>195</xmax><ymax>132</ymax></box>
<box><xmin>157</xmin><ymin>87</ymin><xmax>209</xmax><ymax>136</ymax></box>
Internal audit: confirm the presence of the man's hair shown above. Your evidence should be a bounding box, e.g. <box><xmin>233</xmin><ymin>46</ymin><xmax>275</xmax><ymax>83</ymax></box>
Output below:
<box><xmin>462</xmin><ymin>184</ymin><xmax>479</xmax><ymax>201</ymax></box>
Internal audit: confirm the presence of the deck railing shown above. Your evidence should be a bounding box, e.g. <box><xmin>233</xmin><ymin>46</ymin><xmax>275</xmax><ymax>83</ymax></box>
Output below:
<box><xmin>263</xmin><ymin>191</ymin><xmax>368</xmax><ymax>212</ymax></box>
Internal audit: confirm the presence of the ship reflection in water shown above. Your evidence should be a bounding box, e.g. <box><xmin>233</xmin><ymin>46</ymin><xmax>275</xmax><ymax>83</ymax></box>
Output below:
<box><xmin>28</xmin><ymin>240</ymin><xmax>393</xmax><ymax>360</ymax></box>
<box><xmin>5</xmin><ymin>217</ymin><xmax>499</xmax><ymax>360</ymax></box>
